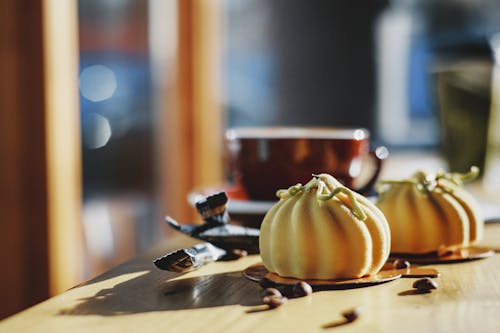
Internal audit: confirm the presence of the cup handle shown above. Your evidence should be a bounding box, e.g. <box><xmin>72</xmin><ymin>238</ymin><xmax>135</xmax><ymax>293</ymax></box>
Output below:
<box><xmin>355</xmin><ymin>146</ymin><xmax>389</xmax><ymax>195</ymax></box>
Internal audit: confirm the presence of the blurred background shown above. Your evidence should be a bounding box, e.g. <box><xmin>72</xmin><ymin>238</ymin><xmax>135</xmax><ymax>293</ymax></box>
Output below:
<box><xmin>2</xmin><ymin>0</ymin><xmax>500</xmax><ymax>319</ymax></box>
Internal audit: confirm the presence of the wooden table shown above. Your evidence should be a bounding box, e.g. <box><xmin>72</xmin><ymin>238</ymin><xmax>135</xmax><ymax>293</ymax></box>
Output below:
<box><xmin>1</xmin><ymin>223</ymin><xmax>500</xmax><ymax>333</ymax></box>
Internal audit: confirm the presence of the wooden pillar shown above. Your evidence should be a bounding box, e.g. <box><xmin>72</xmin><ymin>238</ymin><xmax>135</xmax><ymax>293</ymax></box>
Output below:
<box><xmin>191</xmin><ymin>0</ymin><xmax>224</xmax><ymax>188</ymax></box>
<box><xmin>0</xmin><ymin>0</ymin><xmax>49</xmax><ymax>319</ymax></box>
<box><xmin>160</xmin><ymin>0</ymin><xmax>223</xmax><ymax>224</ymax></box>
<box><xmin>0</xmin><ymin>0</ymin><xmax>82</xmax><ymax>319</ymax></box>
<box><xmin>43</xmin><ymin>0</ymin><xmax>83</xmax><ymax>295</ymax></box>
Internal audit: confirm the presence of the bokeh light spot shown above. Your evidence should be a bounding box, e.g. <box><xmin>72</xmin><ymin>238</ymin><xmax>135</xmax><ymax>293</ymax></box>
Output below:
<box><xmin>82</xmin><ymin>112</ymin><xmax>112</xmax><ymax>149</ymax></box>
<box><xmin>79</xmin><ymin>64</ymin><xmax>117</xmax><ymax>102</ymax></box>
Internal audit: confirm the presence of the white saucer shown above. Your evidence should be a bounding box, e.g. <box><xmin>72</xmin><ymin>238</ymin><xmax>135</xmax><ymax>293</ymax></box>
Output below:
<box><xmin>226</xmin><ymin>199</ymin><xmax>276</xmax><ymax>214</ymax></box>
<box><xmin>188</xmin><ymin>189</ymin><xmax>500</xmax><ymax>222</ymax></box>
<box><xmin>188</xmin><ymin>191</ymin><xmax>275</xmax><ymax>215</ymax></box>
<box><xmin>481</xmin><ymin>201</ymin><xmax>500</xmax><ymax>223</ymax></box>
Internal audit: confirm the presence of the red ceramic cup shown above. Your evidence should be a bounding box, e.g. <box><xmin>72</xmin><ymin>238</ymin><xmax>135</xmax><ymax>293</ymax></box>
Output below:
<box><xmin>225</xmin><ymin>127</ymin><xmax>387</xmax><ymax>201</ymax></box>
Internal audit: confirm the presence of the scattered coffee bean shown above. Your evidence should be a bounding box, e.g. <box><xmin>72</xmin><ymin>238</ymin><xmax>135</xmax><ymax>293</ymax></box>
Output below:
<box><xmin>260</xmin><ymin>288</ymin><xmax>282</xmax><ymax>298</ymax></box>
<box><xmin>292</xmin><ymin>281</ymin><xmax>313</xmax><ymax>298</ymax></box>
<box><xmin>393</xmin><ymin>259</ymin><xmax>410</xmax><ymax>269</ymax></box>
<box><xmin>342</xmin><ymin>307</ymin><xmax>361</xmax><ymax>323</ymax></box>
<box><xmin>262</xmin><ymin>295</ymin><xmax>288</xmax><ymax>308</ymax></box>
<box><xmin>220</xmin><ymin>249</ymin><xmax>248</xmax><ymax>261</ymax></box>
<box><xmin>233</xmin><ymin>248</ymin><xmax>248</xmax><ymax>257</ymax></box>
<box><xmin>413</xmin><ymin>278</ymin><xmax>438</xmax><ymax>293</ymax></box>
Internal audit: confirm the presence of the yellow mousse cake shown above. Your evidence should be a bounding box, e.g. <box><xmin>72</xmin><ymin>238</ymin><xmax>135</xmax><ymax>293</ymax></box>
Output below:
<box><xmin>259</xmin><ymin>173</ymin><xmax>391</xmax><ymax>280</ymax></box>
<box><xmin>376</xmin><ymin>167</ymin><xmax>483</xmax><ymax>254</ymax></box>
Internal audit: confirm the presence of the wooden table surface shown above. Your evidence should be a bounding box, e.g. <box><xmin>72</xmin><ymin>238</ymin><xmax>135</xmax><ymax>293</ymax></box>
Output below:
<box><xmin>2</xmin><ymin>222</ymin><xmax>500</xmax><ymax>333</ymax></box>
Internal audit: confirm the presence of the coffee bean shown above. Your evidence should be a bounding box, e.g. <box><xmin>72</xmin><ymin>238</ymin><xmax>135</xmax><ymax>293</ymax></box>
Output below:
<box><xmin>393</xmin><ymin>259</ymin><xmax>410</xmax><ymax>269</ymax></box>
<box><xmin>342</xmin><ymin>307</ymin><xmax>361</xmax><ymax>323</ymax></box>
<box><xmin>260</xmin><ymin>288</ymin><xmax>282</xmax><ymax>298</ymax></box>
<box><xmin>413</xmin><ymin>278</ymin><xmax>438</xmax><ymax>293</ymax></box>
<box><xmin>292</xmin><ymin>281</ymin><xmax>313</xmax><ymax>298</ymax></box>
<box><xmin>233</xmin><ymin>249</ymin><xmax>248</xmax><ymax>257</ymax></box>
<box><xmin>262</xmin><ymin>295</ymin><xmax>288</xmax><ymax>308</ymax></box>
<box><xmin>220</xmin><ymin>249</ymin><xmax>248</xmax><ymax>261</ymax></box>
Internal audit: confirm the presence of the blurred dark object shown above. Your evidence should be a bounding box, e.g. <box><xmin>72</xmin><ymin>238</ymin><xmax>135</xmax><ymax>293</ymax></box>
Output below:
<box><xmin>153</xmin><ymin>242</ymin><xmax>226</xmax><ymax>272</ymax></box>
<box><xmin>188</xmin><ymin>183</ymin><xmax>271</xmax><ymax>229</ymax></box>
<box><xmin>482</xmin><ymin>33</ymin><xmax>500</xmax><ymax>194</ymax></box>
<box><xmin>222</xmin><ymin>0</ymin><xmax>386</xmax><ymax>133</ymax></box>
<box><xmin>436</xmin><ymin>60</ymin><xmax>493</xmax><ymax>175</ymax></box>
<box><xmin>79</xmin><ymin>0</ymin><xmax>154</xmax><ymax>196</ymax></box>
<box><xmin>195</xmin><ymin>192</ymin><xmax>230</xmax><ymax>225</ymax></box>
<box><xmin>165</xmin><ymin>215</ymin><xmax>260</xmax><ymax>254</ymax></box>
<box><xmin>376</xmin><ymin>0</ymin><xmax>500</xmax><ymax>148</ymax></box>
<box><xmin>78</xmin><ymin>0</ymin><xmax>159</xmax><ymax>279</ymax></box>
<box><xmin>165</xmin><ymin>191</ymin><xmax>260</xmax><ymax>253</ymax></box>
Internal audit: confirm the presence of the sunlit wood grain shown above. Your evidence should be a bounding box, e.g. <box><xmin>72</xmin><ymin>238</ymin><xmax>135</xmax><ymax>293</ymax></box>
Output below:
<box><xmin>2</xmin><ymin>225</ymin><xmax>500</xmax><ymax>332</ymax></box>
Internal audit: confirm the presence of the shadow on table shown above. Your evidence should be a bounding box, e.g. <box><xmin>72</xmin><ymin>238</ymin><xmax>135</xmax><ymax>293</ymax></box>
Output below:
<box><xmin>59</xmin><ymin>269</ymin><xmax>263</xmax><ymax>316</ymax></box>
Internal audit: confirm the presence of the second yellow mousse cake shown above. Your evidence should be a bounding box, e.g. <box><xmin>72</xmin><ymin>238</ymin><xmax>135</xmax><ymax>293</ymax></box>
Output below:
<box><xmin>259</xmin><ymin>173</ymin><xmax>390</xmax><ymax>280</ymax></box>
<box><xmin>376</xmin><ymin>167</ymin><xmax>484</xmax><ymax>254</ymax></box>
